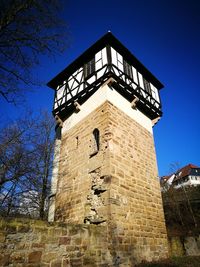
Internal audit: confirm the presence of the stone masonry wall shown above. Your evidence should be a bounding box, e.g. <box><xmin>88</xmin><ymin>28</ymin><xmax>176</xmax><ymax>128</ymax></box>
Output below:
<box><xmin>0</xmin><ymin>217</ymin><xmax>112</xmax><ymax>267</ymax></box>
<box><xmin>53</xmin><ymin>100</ymin><xmax>168</xmax><ymax>264</ymax></box>
<box><xmin>0</xmin><ymin>218</ymin><xmax>200</xmax><ymax>267</ymax></box>
<box><xmin>104</xmin><ymin>102</ymin><xmax>168</xmax><ymax>263</ymax></box>
<box><xmin>55</xmin><ymin>101</ymin><xmax>111</xmax><ymax>224</ymax></box>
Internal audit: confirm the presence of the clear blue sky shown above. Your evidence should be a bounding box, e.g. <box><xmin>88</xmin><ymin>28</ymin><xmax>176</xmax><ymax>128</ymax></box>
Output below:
<box><xmin>1</xmin><ymin>0</ymin><xmax>200</xmax><ymax>176</ymax></box>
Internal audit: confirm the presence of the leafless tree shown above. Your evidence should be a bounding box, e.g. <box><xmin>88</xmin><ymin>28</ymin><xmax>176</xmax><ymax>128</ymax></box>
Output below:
<box><xmin>0</xmin><ymin>0</ymin><xmax>67</xmax><ymax>103</ymax></box>
<box><xmin>161</xmin><ymin>162</ymin><xmax>199</xmax><ymax>229</ymax></box>
<box><xmin>28</xmin><ymin>111</ymin><xmax>55</xmax><ymax>219</ymax></box>
<box><xmin>0</xmin><ymin>111</ymin><xmax>55</xmax><ymax>219</ymax></box>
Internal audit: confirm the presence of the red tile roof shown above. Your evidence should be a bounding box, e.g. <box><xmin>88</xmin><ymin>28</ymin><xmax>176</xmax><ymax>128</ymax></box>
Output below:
<box><xmin>173</xmin><ymin>164</ymin><xmax>199</xmax><ymax>182</ymax></box>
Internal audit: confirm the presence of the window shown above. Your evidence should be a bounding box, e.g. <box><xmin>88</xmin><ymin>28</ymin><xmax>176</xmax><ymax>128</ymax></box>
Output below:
<box><xmin>90</xmin><ymin>128</ymin><xmax>100</xmax><ymax>157</ymax></box>
<box><xmin>93</xmin><ymin>128</ymin><xmax>100</xmax><ymax>151</ymax></box>
<box><xmin>123</xmin><ymin>60</ymin><xmax>133</xmax><ymax>79</ymax></box>
<box><xmin>55</xmin><ymin>126</ymin><xmax>62</xmax><ymax>140</ymax></box>
<box><xmin>150</xmin><ymin>83</ymin><xmax>159</xmax><ymax>103</ymax></box>
<box><xmin>84</xmin><ymin>58</ymin><xmax>95</xmax><ymax>78</ymax></box>
<box><xmin>143</xmin><ymin>78</ymin><xmax>151</xmax><ymax>94</ymax></box>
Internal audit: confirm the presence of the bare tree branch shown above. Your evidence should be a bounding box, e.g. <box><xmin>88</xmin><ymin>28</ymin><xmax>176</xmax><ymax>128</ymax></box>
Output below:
<box><xmin>0</xmin><ymin>0</ymin><xmax>68</xmax><ymax>103</ymax></box>
<box><xmin>0</xmin><ymin>110</ymin><xmax>55</xmax><ymax>219</ymax></box>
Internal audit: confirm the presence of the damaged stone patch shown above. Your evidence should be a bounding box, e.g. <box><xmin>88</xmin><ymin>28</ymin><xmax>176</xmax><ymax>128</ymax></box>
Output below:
<box><xmin>84</xmin><ymin>168</ymin><xmax>109</xmax><ymax>225</ymax></box>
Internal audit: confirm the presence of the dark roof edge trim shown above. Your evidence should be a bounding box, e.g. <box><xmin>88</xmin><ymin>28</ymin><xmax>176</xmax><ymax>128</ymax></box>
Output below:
<box><xmin>47</xmin><ymin>32</ymin><xmax>164</xmax><ymax>90</ymax></box>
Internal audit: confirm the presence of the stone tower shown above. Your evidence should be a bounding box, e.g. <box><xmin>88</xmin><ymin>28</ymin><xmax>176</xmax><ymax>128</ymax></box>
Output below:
<box><xmin>47</xmin><ymin>32</ymin><xmax>168</xmax><ymax>264</ymax></box>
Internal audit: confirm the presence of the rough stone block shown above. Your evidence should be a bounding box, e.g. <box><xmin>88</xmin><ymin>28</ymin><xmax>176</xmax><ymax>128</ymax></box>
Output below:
<box><xmin>31</xmin><ymin>243</ymin><xmax>45</xmax><ymax>249</ymax></box>
<box><xmin>42</xmin><ymin>252</ymin><xmax>58</xmax><ymax>263</ymax></box>
<box><xmin>70</xmin><ymin>258</ymin><xmax>83</xmax><ymax>267</ymax></box>
<box><xmin>28</xmin><ymin>251</ymin><xmax>42</xmax><ymax>263</ymax></box>
<box><xmin>59</xmin><ymin>236</ymin><xmax>71</xmax><ymax>245</ymax></box>
<box><xmin>0</xmin><ymin>233</ymin><xmax>5</xmax><ymax>243</ymax></box>
<box><xmin>0</xmin><ymin>254</ymin><xmax>10</xmax><ymax>266</ymax></box>
<box><xmin>6</xmin><ymin>225</ymin><xmax>17</xmax><ymax>234</ymax></box>
<box><xmin>18</xmin><ymin>225</ymin><xmax>30</xmax><ymax>233</ymax></box>
<box><xmin>10</xmin><ymin>252</ymin><xmax>25</xmax><ymax>263</ymax></box>
<box><xmin>50</xmin><ymin>259</ymin><xmax>62</xmax><ymax>267</ymax></box>
<box><xmin>72</xmin><ymin>237</ymin><xmax>82</xmax><ymax>246</ymax></box>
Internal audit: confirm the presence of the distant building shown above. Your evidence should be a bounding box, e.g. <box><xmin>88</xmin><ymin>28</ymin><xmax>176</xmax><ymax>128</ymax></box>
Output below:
<box><xmin>160</xmin><ymin>174</ymin><xmax>175</xmax><ymax>191</ymax></box>
<box><xmin>161</xmin><ymin>164</ymin><xmax>200</xmax><ymax>190</ymax></box>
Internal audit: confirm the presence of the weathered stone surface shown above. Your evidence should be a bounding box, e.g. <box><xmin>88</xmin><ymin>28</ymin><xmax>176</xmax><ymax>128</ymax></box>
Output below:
<box><xmin>59</xmin><ymin>236</ymin><xmax>71</xmax><ymax>245</ymax></box>
<box><xmin>0</xmin><ymin>233</ymin><xmax>5</xmax><ymax>243</ymax></box>
<box><xmin>0</xmin><ymin>101</ymin><xmax>180</xmax><ymax>265</ymax></box>
<box><xmin>10</xmin><ymin>252</ymin><xmax>25</xmax><ymax>263</ymax></box>
<box><xmin>28</xmin><ymin>251</ymin><xmax>42</xmax><ymax>263</ymax></box>
<box><xmin>0</xmin><ymin>218</ymin><xmax>110</xmax><ymax>267</ymax></box>
<box><xmin>42</xmin><ymin>252</ymin><xmax>58</xmax><ymax>263</ymax></box>
<box><xmin>31</xmin><ymin>243</ymin><xmax>45</xmax><ymax>249</ymax></box>
<box><xmin>50</xmin><ymin>259</ymin><xmax>62</xmax><ymax>267</ymax></box>
<box><xmin>0</xmin><ymin>254</ymin><xmax>10</xmax><ymax>266</ymax></box>
<box><xmin>53</xmin><ymin>101</ymin><xmax>168</xmax><ymax>263</ymax></box>
<box><xmin>0</xmin><ymin>217</ymin><xmax>199</xmax><ymax>266</ymax></box>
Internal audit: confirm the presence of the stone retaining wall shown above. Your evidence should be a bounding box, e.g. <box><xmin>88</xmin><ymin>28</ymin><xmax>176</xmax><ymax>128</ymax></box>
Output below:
<box><xmin>1</xmin><ymin>218</ymin><xmax>199</xmax><ymax>267</ymax></box>
<box><xmin>0</xmin><ymin>218</ymin><xmax>111</xmax><ymax>267</ymax></box>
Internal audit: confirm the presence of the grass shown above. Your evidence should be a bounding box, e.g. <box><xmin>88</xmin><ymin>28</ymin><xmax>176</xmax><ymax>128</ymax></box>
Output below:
<box><xmin>135</xmin><ymin>256</ymin><xmax>200</xmax><ymax>267</ymax></box>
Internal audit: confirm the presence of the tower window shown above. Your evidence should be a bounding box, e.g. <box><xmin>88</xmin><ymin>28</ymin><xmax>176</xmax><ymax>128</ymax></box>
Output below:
<box><xmin>143</xmin><ymin>78</ymin><xmax>151</xmax><ymax>95</ymax></box>
<box><xmin>123</xmin><ymin>60</ymin><xmax>133</xmax><ymax>79</ymax></box>
<box><xmin>55</xmin><ymin>126</ymin><xmax>62</xmax><ymax>140</ymax></box>
<box><xmin>93</xmin><ymin>128</ymin><xmax>100</xmax><ymax>151</ymax></box>
<box><xmin>84</xmin><ymin>57</ymin><xmax>95</xmax><ymax>78</ymax></box>
<box><xmin>90</xmin><ymin>128</ymin><xmax>100</xmax><ymax>157</ymax></box>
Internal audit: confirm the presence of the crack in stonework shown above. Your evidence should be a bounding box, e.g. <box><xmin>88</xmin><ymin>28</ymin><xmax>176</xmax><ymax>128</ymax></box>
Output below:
<box><xmin>84</xmin><ymin>169</ymin><xmax>107</xmax><ymax>225</ymax></box>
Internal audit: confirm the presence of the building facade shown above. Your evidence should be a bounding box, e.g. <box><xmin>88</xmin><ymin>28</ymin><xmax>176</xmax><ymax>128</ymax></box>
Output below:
<box><xmin>47</xmin><ymin>32</ymin><xmax>168</xmax><ymax>264</ymax></box>
<box><xmin>161</xmin><ymin>164</ymin><xmax>200</xmax><ymax>190</ymax></box>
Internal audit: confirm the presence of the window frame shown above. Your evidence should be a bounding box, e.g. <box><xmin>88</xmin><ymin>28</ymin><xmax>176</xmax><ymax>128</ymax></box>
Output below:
<box><xmin>123</xmin><ymin>59</ymin><xmax>133</xmax><ymax>80</ymax></box>
<box><xmin>84</xmin><ymin>57</ymin><xmax>95</xmax><ymax>79</ymax></box>
<box><xmin>89</xmin><ymin>128</ymin><xmax>100</xmax><ymax>157</ymax></box>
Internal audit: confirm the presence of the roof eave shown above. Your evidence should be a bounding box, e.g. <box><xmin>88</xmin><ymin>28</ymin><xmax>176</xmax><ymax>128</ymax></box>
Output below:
<box><xmin>47</xmin><ymin>32</ymin><xmax>164</xmax><ymax>90</ymax></box>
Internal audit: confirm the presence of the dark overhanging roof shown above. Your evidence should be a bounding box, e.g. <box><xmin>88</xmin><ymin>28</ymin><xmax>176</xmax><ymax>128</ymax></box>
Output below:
<box><xmin>47</xmin><ymin>32</ymin><xmax>164</xmax><ymax>90</ymax></box>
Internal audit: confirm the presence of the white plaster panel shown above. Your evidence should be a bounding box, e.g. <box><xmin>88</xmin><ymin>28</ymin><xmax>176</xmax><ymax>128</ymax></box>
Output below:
<box><xmin>102</xmin><ymin>47</ymin><xmax>107</xmax><ymax>65</ymax></box>
<box><xmin>117</xmin><ymin>52</ymin><xmax>123</xmax><ymax>63</ymax></box>
<box><xmin>118</xmin><ymin>62</ymin><xmax>123</xmax><ymax>72</ymax></box>
<box><xmin>96</xmin><ymin>50</ymin><xmax>101</xmax><ymax>61</ymax></box>
<box><xmin>151</xmin><ymin>83</ymin><xmax>160</xmax><ymax>103</ymax></box>
<box><xmin>87</xmin><ymin>76</ymin><xmax>95</xmax><ymax>84</ymax></box>
<box><xmin>96</xmin><ymin>60</ymin><xmax>102</xmax><ymax>70</ymax></box>
<box><xmin>57</xmin><ymin>85</ymin><xmax>65</xmax><ymax>99</ymax></box>
<box><xmin>97</xmin><ymin>67</ymin><xmax>106</xmax><ymax>79</ymax></box>
<box><xmin>132</xmin><ymin>66</ymin><xmax>138</xmax><ymax>84</ymax></box>
<box><xmin>76</xmin><ymin>71</ymin><xmax>82</xmax><ymax>82</ymax></box>
<box><xmin>111</xmin><ymin>47</ymin><xmax>117</xmax><ymax>65</ymax></box>
<box><xmin>72</xmin><ymin>80</ymin><xmax>78</xmax><ymax>89</ymax></box>
<box><xmin>62</xmin><ymin>84</ymin><xmax>153</xmax><ymax>134</ymax></box>
<box><xmin>68</xmin><ymin>78</ymin><xmax>73</xmax><ymax>88</ymax></box>
<box><xmin>79</xmin><ymin>83</ymin><xmax>84</xmax><ymax>92</ymax></box>
<box><xmin>138</xmin><ymin>72</ymin><xmax>144</xmax><ymax>89</ymax></box>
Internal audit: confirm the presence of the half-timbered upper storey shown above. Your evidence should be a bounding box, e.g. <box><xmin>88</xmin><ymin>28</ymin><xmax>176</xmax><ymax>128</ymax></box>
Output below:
<box><xmin>47</xmin><ymin>32</ymin><xmax>163</xmax><ymax>120</ymax></box>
